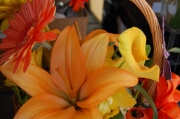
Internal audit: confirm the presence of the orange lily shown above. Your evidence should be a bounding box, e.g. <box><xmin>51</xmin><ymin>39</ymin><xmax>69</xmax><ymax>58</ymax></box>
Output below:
<box><xmin>81</xmin><ymin>29</ymin><xmax>136</xmax><ymax>118</ymax></box>
<box><xmin>0</xmin><ymin>25</ymin><xmax>138</xmax><ymax>118</ymax></box>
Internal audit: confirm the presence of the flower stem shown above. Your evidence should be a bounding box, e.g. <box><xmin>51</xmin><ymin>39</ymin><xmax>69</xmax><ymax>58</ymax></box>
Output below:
<box><xmin>134</xmin><ymin>84</ymin><xmax>158</xmax><ymax>119</ymax></box>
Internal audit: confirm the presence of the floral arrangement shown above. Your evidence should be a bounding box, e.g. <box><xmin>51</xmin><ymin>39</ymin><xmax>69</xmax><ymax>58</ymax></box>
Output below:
<box><xmin>0</xmin><ymin>0</ymin><xmax>180</xmax><ymax>119</ymax></box>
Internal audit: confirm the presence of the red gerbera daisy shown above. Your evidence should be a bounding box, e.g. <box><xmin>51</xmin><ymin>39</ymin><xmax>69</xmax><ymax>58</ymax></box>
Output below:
<box><xmin>0</xmin><ymin>0</ymin><xmax>57</xmax><ymax>73</ymax></box>
<box><xmin>69</xmin><ymin>0</ymin><xmax>88</xmax><ymax>11</ymax></box>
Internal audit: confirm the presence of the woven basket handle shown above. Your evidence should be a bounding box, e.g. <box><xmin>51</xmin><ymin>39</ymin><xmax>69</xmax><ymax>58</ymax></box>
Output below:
<box><xmin>130</xmin><ymin>0</ymin><xmax>164</xmax><ymax>105</ymax></box>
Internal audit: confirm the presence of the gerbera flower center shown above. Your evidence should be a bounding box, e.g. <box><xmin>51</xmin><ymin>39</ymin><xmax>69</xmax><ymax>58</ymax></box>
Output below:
<box><xmin>17</xmin><ymin>21</ymin><xmax>37</xmax><ymax>48</ymax></box>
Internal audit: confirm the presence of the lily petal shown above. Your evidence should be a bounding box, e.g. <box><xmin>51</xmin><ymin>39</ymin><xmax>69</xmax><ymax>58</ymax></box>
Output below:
<box><xmin>0</xmin><ymin>62</ymin><xmax>65</xmax><ymax>98</ymax></box>
<box><xmin>74</xmin><ymin>109</ymin><xmax>92</xmax><ymax>119</ymax></box>
<box><xmin>50</xmin><ymin>26</ymin><xmax>86</xmax><ymax>96</ymax></box>
<box><xmin>14</xmin><ymin>94</ymin><xmax>75</xmax><ymax>119</ymax></box>
<box><xmin>83</xmin><ymin>29</ymin><xmax>119</xmax><ymax>46</ymax></box>
<box><xmin>161</xmin><ymin>102</ymin><xmax>180</xmax><ymax>119</ymax></box>
<box><xmin>81</xmin><ymin>33</ymin><xmax>109</xmax><ymax>73</ymax></box>
<box><xmin>78</xmin><ymin>67</ymin><xmax>138</xmax><ymax>108</ymax></box>
<box><xmin>84</xmin><ymin>29</ymin><xmax>107</xmax><ymax>42</ymax></box>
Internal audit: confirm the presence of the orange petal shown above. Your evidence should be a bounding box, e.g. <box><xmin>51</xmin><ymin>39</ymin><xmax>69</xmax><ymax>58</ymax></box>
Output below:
<box><xmin>167</xmin><ymin>73</ymin><xmax>180</xmax><ymax>102</ymax></box>
<box><xmin>78</xmin><ymin>67</ymin><xmax>138</xmax><ymax>108</ymax></box>
<box><xmin>0</xmin><ymin>62</ymin><xmax>65</xmax><ymax>98</ymax></box>
<box><xmin>50</xmin><ymin>26</ymin><xmax>86</xmax><ymax>96</ymax></box>
<box><xmin>14</xmin><ymin>94</ymin><xmax>75</xmax><ymax>119</ymax></box>
<box><xmin>45</xmin><ymin>31</ymin><xmax>57</xmax><ymax>41</ymax></box>
<box><xmin>84</xmin><ymin>29</ymin><xmax>107</xmax><ymax>42</ymax></box>
<box><xmin>161</xmin><ymin>102</ymin><xmax>180</xmax><ymax>118</ymax></box>
<box><xmin>74</xmin><ymin>109</ymin><xmax>92</xmax><ymax>119</ymax></box>
<box><xmin>109</xmin><ymin>33</ymin><xmax>119</xmax><ymax>46</ymax></box>
<box><xmin>81</xmin><ymin>33</ymin><xmax>109</xmax><ymax>73</ymax></box>
<box><xmin>74</xmin><ymin>108</ymin><xmax>103</xmax><ymax>119</ymax></box>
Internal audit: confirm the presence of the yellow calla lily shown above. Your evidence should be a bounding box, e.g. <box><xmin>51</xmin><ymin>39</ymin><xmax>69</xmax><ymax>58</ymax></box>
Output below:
<box><xmin>117</xmin><ymin>27</ymin><xmax>160</xmax><ymax>81</ymax></box>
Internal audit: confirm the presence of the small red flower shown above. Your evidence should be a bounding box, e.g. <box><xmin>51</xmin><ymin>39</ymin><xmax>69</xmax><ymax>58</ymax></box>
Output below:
<box><xmin>0</xmin><ymin>0</ymin><xmax>57</xmax><ymax>73</ymax></box>
<box><xmin>69</xmin><ymin>0</ymin><xmax>88</xmax><ymax>11</ymax></box>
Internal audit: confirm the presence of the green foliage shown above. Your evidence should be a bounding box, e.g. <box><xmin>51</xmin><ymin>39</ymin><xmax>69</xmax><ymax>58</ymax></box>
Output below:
<box><xmin>146</xmin><ymin>45</ymin><xmax>151</xmax><ymax>56</ymax></box>
<box><xmin>12</xmin><ymin>86</ymin><xmax>31</xmax><ymax>105</ymax></box>
<box><xmin>134</xmin><ymin>84</ymin><xmax>158</xmax><ymax>119</ymax></box>
<box><xmin>168</xmin><ymin>47</ymin><xmax>180</xmax><ymax>53</ymax></box>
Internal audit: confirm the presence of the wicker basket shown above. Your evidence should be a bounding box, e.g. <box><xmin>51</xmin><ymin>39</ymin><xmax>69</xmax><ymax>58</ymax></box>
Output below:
<box><xmin>130</xmin><ymin>0</ymin><xmax>164</xmax><ymax>106</ymax></box>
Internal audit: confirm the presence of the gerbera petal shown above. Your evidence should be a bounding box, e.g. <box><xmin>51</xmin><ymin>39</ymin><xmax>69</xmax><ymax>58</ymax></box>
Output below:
<box><xmin>23</xmin><ymin>49</ymin><xmax>32</xmax><ymax>72</ymax></box>
<box><xmin>14</xmin><ymin>94</ymin><xmax>75</xmax><ymax>119</ymax></box>
<box><xmin>51</xmin><ymin>26</ymin><xmax>86</xmax><ymax>96</ymax></box>
<box><xmin>81</xmin><ymin>33</ymin><xmax>109</xmax><ymax>73</ymax></box>
<box><xmin>44</xmin><ymin>31</ymin><xmax>57</xmax><ymax>41</ymax></box>
<box><xmin>34</xmin><ymin>32</ymin><xmax>45</xmax><ymax>42</ymax></box>
<box><xmin>0</xmin><ymin>62</ymin><xmax>66</xmax><ymax>98</ymax></box>
<box><xmin>0</xmin><ymin>41</ymin><xmax>16</xmax><ymax>49</ymax></box>
<box><xmin>78</xmin><ymin>67</ymin><xmax>138</xmax><ymax>108</ymax></box>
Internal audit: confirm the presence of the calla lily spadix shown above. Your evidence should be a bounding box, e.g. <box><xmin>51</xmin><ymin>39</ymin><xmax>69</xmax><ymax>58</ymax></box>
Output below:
<box><xmin>0</xmin><ymin>25</ymin><xmax>138</xmax><ymax>118</ymax></box>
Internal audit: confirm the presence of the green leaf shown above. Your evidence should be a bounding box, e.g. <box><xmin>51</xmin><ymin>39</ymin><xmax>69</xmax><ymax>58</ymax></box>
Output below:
<box><xmin>168</xmin><ymin>47</ymin><xmax>180</xmax><ymax>53</ymax></box>
<box><xmin>145</xmin><ymin>57</ymin><xmax>153</xmax><ymax>67</ymax></box>
<box><xmin>12</xmin><ymin>86</ymin><xmax>23</xmax><ymax>105</ymax></box>
<box><xmin>110</xmin><ymin>111</ymin><xmax>124</xmax><ymax>119</ymax></box>
<box><xmin>146</xmin><ymin>45</ymin><xmax>151</xmax><ymax>56</ymax></box>
<box><xmin>134</xmin><ymin>84</ymin><xmax>158</xmax><ymax>119</ymax></box>
<box><xmin>108</xmin><ymin>42</ymin><xmax>115</xmax><ymax>46</ymax></box>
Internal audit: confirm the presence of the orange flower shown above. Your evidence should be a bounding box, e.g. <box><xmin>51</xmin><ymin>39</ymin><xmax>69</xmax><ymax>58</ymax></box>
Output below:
<box><xmin>144</xmin><ymin>73</ymin><xmax>180</xmax><ymax>119</ymax></box>
<box><xmin>0</xmin><ymin>25</ymin><xmax>138</xmax><ymax>118</ymax></box>
<box><xmin>0</xmin><ymin>0</ymin><xmax>57</xmax><ymax>73</ymax></box>
<box><xmin>69</xmin><ymin>0</ymin><xmax>88</xmax><ymax>11</ymax></box>
<box><xmin>155</xmin><ymin>73</ymin><xmax>180</xmax><ymax>118</ymax></box>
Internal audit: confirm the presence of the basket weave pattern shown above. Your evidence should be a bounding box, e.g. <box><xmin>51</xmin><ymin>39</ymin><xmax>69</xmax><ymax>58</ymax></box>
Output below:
<box><xmin>130</xmin><ymin>0</ymin><xmax>164</xmax><ymax>105</ymax></box>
